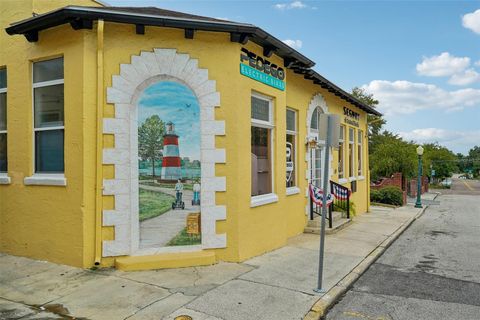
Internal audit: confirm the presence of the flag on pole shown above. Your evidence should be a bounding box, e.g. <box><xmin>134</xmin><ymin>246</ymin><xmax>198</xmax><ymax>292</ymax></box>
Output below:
<box><xmin>309</xmin><ymin>184</ymin><xmax>333</xmax><ymax>207</ymax></box>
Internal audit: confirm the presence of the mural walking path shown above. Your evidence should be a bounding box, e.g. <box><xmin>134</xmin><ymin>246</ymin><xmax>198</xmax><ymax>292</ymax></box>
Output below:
<box><xmin>0</xmin><ymin>194</ymin><xmax>437</xmax><ymax>320</ymax></box>
<box><xmin>139</xmin><ymin>184</ymin><xmax>199</xmax><ymax>249</ymax></box>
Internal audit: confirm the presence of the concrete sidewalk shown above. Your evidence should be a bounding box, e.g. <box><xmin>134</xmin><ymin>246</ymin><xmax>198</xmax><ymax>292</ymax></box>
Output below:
<box><xmin>0</xmin><ymin>196</ymin><xmax>435</xmax><ymax>320</ymax></box>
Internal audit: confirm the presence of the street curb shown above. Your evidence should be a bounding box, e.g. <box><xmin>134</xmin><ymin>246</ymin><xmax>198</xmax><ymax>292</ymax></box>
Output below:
<box><xmin>303</xmin><ymin>203</ymin><xmax>431</xmax><ymax>320</ymax></box>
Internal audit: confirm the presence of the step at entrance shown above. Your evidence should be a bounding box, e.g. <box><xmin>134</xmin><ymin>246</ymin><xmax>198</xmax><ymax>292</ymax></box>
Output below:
<box><xmin>304</xmin><ymin>211</ymin><xmax>351</xmax><ymax>235</ymax></box>
<box><xmin>115</xmin><ymin>250</ymin><xmax>216</xmax><ymax>271</ymax></box>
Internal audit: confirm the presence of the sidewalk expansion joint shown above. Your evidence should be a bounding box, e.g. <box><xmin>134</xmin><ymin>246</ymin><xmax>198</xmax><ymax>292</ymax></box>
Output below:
<box><xmin>237</xmin><ymin>277</ymin><xmax>316</xmax><ymax>296</ymax></box>
<box><xmin>123</xmin><ymin>295</ymin><xmax>173</xmax><ymax>320</ymax></box>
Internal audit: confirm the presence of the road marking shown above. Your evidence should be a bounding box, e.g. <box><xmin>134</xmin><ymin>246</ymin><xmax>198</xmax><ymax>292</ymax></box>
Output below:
<box><xmin>342</xmin><ymin>311</ymin><xmax>390</xmax><ymax>320</ymax></box>
<box><xmin>462</xmin><ymin>180</ymin><xmax>474</xmax><ymax>191</ymax></box>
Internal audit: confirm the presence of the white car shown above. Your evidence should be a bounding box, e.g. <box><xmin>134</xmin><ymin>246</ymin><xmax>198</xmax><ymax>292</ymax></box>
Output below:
<box><xmin>441</xmin><ymin>178</ymin><xmax>452</xmax><ymax>187</ymax></box>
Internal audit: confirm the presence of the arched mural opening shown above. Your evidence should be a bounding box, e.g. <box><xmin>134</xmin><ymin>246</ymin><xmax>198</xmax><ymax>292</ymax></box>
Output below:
<box><xmin>137</xmin><ymin>81</ymin><xmax>202</xmax><ymax>249</ymax></box>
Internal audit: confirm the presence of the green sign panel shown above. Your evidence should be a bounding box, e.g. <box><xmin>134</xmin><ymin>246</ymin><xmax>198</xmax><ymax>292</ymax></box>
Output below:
<box><xmin>240</xmin><ymin>63</ymin><xmax>285</xmax><ymax>91</ymax></box>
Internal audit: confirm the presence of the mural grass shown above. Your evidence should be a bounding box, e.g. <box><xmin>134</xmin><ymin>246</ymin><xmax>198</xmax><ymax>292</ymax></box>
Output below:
<box><xmin>139</xmin><ymin>189</ymin><xmax>175</xmax><ymax>221</ymax></box>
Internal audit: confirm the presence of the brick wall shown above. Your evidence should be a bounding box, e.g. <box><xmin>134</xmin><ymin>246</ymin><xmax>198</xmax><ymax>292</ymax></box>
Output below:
<box><xmin>371</xmin><ymin>172</ymin><xmax>403</xmax><ymax>190</ymax></box>
<box><xmin>371</xmin><ymin>172</ymin><xmax>428</xmax><ymax>205</ymax></box>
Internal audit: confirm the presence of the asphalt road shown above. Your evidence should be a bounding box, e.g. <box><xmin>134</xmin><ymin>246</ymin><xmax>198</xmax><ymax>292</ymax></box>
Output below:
<box><xmin>325</xmin><ymin>179</ymin><xmax>480</xmax><ymax>320</ymax></box>
<box><xmin>434</xmin><ymin>177</ymin><xmax>480</xmax><ymax>195</ymax></box>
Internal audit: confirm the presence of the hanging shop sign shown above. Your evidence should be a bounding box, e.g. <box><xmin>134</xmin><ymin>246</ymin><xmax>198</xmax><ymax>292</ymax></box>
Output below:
<box><xmin>343</xmin><ymin>106</ymin><xmax>360</xmax><ymax>127</ymax></box>
<box><xmin>240</xmin><ymin>48</ymin><xmax>285</xmax><ymax>91</ymax></box>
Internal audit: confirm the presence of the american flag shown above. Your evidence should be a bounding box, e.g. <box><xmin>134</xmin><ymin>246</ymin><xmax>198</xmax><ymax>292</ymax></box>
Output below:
<box><xmin>332</xmin><ymin>184</ymin><xmax>351</xmax><ymax>200</ymax></box>
<box><xmin>309</xmin><ymin>184</ymin><xmax>333</xmax><ymax>207</ymax></box>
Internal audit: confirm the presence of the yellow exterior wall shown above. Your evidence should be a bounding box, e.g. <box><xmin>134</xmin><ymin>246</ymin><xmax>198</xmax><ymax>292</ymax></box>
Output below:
<box><xmin>100</xmin><ymin>23</ymin><xmax>246</xmax><ymax>263</ymax></box>
<box><xmin>1</xmin><ymin>1</ymin><xmax>371</xmax><ymax>268</ymax></box>
<box><xmin>0</xmin><ymin>0</ymin><xmax>102</xmax><ymax>267</ymax></box>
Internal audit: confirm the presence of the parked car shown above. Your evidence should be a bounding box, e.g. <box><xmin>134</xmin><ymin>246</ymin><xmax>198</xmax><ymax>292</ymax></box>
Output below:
<box><xmin>441</xmin><ymin>178</ymin><xmax>452</xmax><ymax>188</ymax></box>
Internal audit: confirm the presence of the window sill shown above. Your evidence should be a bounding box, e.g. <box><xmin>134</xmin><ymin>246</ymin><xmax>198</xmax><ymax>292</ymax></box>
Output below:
<box><xmin>357</xmin><ymin>176</ymin><xmax>365</xmax><ymax>181</ymax></box>
<box><xmin>348</xmin><ymin>177</ymin><xmax>356</xmax><ymax>182</ymax></box>
<box><xmin>338</xmin><ymin>178</ymin><xmax>348</xmax><ymax>184</ymax></box>
<box><xmin>24</xmin><ymin>174</ymin><xmax>67</xmax><ymax>186</ymax></box>
<box><xmin>251</xmin><ymin>193</ymin><xmax>279</xmax><ymax>207</ymax></box>
<box><xmin>286</xmin><ymin>186</ymin><xmax>300</xmax><ymax>196</ymax></box>
<box><xmin>0</xmin><ymin>173</ymin><xmax>11</xmax><ymax>185</ymax></box>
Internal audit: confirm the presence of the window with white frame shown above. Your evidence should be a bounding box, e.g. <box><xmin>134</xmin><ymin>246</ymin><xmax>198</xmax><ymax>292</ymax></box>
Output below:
<box><xmin>0</xmin><ymin>68</ymin><xmax>7</xmax><ymax>173</ymax></box>
<box><xmin>286</xmin><ymin>108</ymin><xmax>297</xmax><ymax>189</ymax></box>
<box><xmin>310</xmin><ymin>106</ymin><xmax>322</xmax><ymax>133</ymax></box>
<box><xmin>251</xmin><ymin>93</ymin><xmax>274</xmax><ymax>197</ymax></box>
<box><xmin>348</xmin><ymin>127</ymin><xmax>355</xmax><ymax>178</ymax></box>
<box><xmin>338</xmin><ymin>125</ymin><xmax>345</xmax><ymax>179</ymax></box>
<box><xmin>357</xmin><ymin>130</ymin><xmax>363</xmax><ymax>176</ymax></box>
<box><xmin>33</xmin><ymin>58</ymin><xmax>64</xmax><ymax>173</ymax></box>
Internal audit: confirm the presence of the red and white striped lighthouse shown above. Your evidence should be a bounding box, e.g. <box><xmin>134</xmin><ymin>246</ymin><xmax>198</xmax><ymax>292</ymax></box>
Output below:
<box><xmin>161</xmin><ymin>122</ymin><xmax>182</xmax><ymax>180</ymax></box>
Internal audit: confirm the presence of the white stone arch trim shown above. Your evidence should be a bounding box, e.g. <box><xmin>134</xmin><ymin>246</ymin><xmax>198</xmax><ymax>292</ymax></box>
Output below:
<box><xmin>306</xmin><ymin>93</ymin><xmax>328</xmax><ymax>136</ymax></box>
<box><xmin>102</xmin><ymin>48</ymin><xmax>226</xmax><ymax>257</ymax></box>
<box><xmin>304</xmin><ymin>93</ymin><xmax>334</xmax><ymax>208</ymax></box>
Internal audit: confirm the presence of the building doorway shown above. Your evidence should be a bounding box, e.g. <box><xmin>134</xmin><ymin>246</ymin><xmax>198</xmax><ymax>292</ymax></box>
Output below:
<box><xmin>309</xmin><ymin>106</ymin><xmax>326</xmax><ymax>188</ymax></box>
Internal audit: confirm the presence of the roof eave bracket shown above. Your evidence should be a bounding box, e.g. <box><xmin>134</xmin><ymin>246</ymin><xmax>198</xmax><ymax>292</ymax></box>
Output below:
<box><xmin>135</xmin><ymin>24</ymin><xmax>145</xmax><ymax>35</ymax></box>
<box><xmin>230</xmin><ymin>32</ymin><xmax>249</xmax><ymax>45</ymax></box>
<box><xmin>70</xmin><ymin>18</ymin><xmax>93</xmax><ymax>30</ymax></box>
<box><xmin>184</xmin><ymin>28</ymin><xmax>194</xmax><ymax>39</ymax></box>
<box><xmin>24</xmin><ymin>30</ymin><xmax>39</xmax><ymax>42</ymax></box>
<box><xmin>263</xmin><ymin>46</ymin><xmax>276</xmax><ymax>58</ymax></box>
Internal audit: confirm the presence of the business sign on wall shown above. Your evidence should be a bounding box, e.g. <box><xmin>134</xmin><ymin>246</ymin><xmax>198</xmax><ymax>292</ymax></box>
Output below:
<box><xmin>343</xmin><ymin>106</ymin><xmax>360</xmax><ymax>127</ymax></box>
<box><xmin>240</xmin><ymin>48</ymin><xmax>285</xmax><ymax>91</ymax></box>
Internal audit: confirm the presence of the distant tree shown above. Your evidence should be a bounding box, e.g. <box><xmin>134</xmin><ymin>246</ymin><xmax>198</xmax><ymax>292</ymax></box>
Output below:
<box><xmin>138</xmin><ymin>115</ymin><xmax>165</xmax><ymax>178</ymax></box>
<box><xmin>351</xmin><ymin>87</ymin><xmax>386</xmax><ymax>143</ymax></box>
<box><xmin>422</xmin><ymin>143</ymin><xmax>458</xmax><ymax>180</ymax></box>
<box><xmin>369</xmin><ymin>131</ymin><xmax>417</xmax><ymax>180</ymax></box>
<box><xmin>456</xmin><ymin>153</ymin><xmax>467</xmax><ymax>173</ymax></box>
<box><xmin>468</xmin><ymin>146</ymin><xmax>480</xmax><ymax>177</ymax></box>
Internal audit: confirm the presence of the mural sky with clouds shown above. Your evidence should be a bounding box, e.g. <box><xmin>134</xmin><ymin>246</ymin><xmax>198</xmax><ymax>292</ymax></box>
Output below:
<box><xmin>138</xmin><ymin>81</ymin><xmax>201</xmax><ymax>161</ymax></box>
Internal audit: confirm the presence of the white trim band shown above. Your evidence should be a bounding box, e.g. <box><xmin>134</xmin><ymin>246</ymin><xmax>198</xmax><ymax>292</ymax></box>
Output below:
<box><xmin>0</xmin><ymin>173</ymin><xmax>10</xmax><ymax>185</ymax></box>
<box><xmin>286</xmin><ymin>186</ymin><xmax>300</xmax><ymax>196</ymax></box>
<box><xmin>251</xmin><ymin>193</ymin><xmax>279</xmax><ymax>207</ymax></box>
<box><xmin>24</xmin><ymin>174</ymin><xmax>67</xmax><ymax>186</ymax></box>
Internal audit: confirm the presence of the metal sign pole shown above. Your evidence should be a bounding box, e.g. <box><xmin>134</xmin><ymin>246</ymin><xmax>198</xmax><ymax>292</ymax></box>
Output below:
<box><xmin>315</xmin><ymin>115</ymin><xmax>332</xmax><ymax>293</ymax></box>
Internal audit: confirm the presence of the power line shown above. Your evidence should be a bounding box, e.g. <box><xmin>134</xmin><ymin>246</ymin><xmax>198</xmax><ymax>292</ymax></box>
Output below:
<box><xmin>430</xmin><ymin>159</ymin><xmax>480</xmax><ymax>163</ymax></box>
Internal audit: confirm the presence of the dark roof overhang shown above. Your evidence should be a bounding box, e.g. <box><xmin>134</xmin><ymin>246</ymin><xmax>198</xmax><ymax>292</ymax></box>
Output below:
<box><xmin>5</xmin><ymin>5</ymin><xmax>382</xmax><ymax>116</ymax></box>
<box><xmin>293</xmin><ymin>66</ymin><xmax>382</xmax><ymax>116</ymax></box>
<box><xmin>5</xmin><ymin>6</ymin><xmax>314</xmax><ymax>68</ymax></box>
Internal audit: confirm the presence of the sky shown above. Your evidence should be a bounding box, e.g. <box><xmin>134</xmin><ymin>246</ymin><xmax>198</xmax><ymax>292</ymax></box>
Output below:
<box><xmin>138</xmin><ymin>81</ymin><xmax>201</xmax><ymax>161</ymax></box>
<box><xmin>110</xmin><ymin>0</ymin><xmax>480</xmax><ymax>154</ymax></box>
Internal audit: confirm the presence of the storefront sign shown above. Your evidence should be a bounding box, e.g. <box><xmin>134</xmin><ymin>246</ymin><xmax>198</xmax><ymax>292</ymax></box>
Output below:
<box><xmin>286</xmin><ymin>142</ymin><xmax>294</xmax><ymax>183</ymax></box>
<box><xmin>343</xmin><ymin>106</ymin><xmax>359</xmax><ymax>127</ymax></box>
<box><xmin>240</xmin><ymin>48</ymin><xmax>285</xmax><ymax>91</ymax></box>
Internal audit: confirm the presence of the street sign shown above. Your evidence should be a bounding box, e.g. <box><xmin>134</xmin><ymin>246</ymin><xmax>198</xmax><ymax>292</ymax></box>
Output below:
<box><xmin>318</xmin><ymin>114</ymin><xmax>340</xmax><ymax>148</ymax></box>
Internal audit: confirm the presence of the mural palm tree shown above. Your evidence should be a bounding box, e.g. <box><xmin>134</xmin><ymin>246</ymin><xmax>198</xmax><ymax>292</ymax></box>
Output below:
<box><xmin>138</xmin><ymin>115</ymin><xmax>165</xmax><ymax>178</ymax></box>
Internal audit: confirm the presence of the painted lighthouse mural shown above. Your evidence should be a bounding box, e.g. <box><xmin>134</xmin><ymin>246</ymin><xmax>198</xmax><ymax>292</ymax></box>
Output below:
<box><xmin>137</xmin><ymin>80</ymin><xmax>202</xmax><ymax>248</ymax></box>
<box><xmin>161</xmin><ymin>122</ymin><xmax>182</xmax><ymax>180</ymax></box>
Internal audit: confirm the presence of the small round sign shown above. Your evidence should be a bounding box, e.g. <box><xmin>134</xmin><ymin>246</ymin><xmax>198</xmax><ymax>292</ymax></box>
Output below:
<box><xmin>174</xmin><ymin>316</ymin><xmax>193</xmax><ymax>320</ymax></box>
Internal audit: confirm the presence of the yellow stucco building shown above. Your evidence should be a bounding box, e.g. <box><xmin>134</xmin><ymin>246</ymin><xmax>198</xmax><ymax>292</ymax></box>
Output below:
<box><xmin>0</xmin><ymin>0</ymin><xmax>381</xmax><ymax>270</ymax></box>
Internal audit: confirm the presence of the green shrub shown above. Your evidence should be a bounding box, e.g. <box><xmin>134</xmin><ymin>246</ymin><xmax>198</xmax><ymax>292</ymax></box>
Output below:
<box><xmin>370</xmin><ymin>186</ymin><xmax>403</xmax><ymax>206</ymax></box>
<box><xmin>370</xmin><ymin>189</ymin><xmax>382</xmax><ymax>203</ymax></box>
